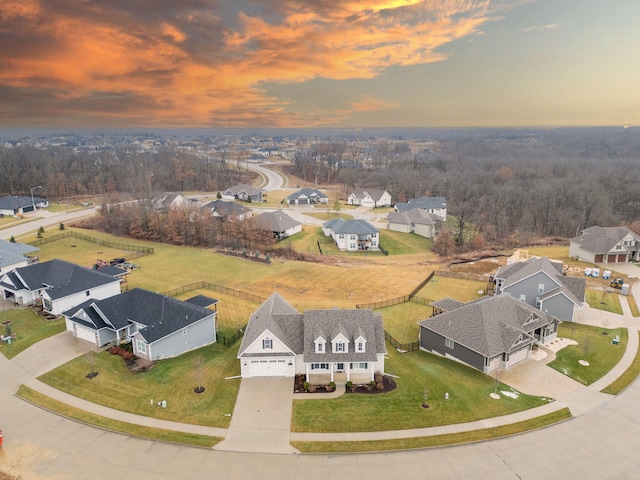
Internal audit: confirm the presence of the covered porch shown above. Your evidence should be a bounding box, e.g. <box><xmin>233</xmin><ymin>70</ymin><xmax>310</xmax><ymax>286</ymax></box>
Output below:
<box><xmin>305</xmin><ymin>361</ymin><xmax>375</xmax><ymax>384</ymax></box>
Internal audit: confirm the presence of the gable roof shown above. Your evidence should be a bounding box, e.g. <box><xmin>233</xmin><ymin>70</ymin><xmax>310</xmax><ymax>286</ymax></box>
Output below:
<box><xmin>238</xmin><ymin>292</ymin><xmax>303</xmax><ymax>356</ymax></box>
<box><xmin>184</xmin><ymin>294</ymin><xmax>220</xmax><ymax>308</ymax></box>
<box><xmin>323</xmin><ymin>218</ymin><xmax>378</xmax><ymax>235</ymax></box>
<box><xmin>287</xmin><ymin>188</ymin><xmax>328</xmax><ymax>201</ymax></box>
<box><xmin>202</xmin><ymin>199</ymin><xmax>251</xmax><ymax>217</ymax></box>
<box><xmin>495</xmin><ymin>256</ymin><xmax>585</xmax><ymax>306</ymax></box>
<box><xmin>64</xmin><ymin>288</ymin><xmax>215</xmax><ymax>343</ymax></box>
<box><xmin>0</xmin><ymin>239</ymin><xmax>39</xmax><ymax>256</ymax></box>
<box><xmin>395</xmin><ymin>196</ymin><xmax>447</xmax><ymax>212</ymax></box>
<box><xmin>418</xmin><ymin>295</ymin><xmax>555</xmax><ymax>358</ymax></box>
<box><xmin>571</xmin><ymin>226</ymin><xmax>640</xmax><ymax>254</ymax></box>
<box><xmin>351</xmin><ymin>189</ymin><xmax>388</xmax><ymax>202</ymax></box>
<box><xmin>224</xmin><ymin>184</ymin><xmax>264</xmax><ymax>196</ymax></box>
<box><xmin>254</xmin><ymin>211</ymin><xmax>301</xmax><ymax>232</ymax></box>
<box><xmin>386</xmin><ymin>208</ymin><xmax>439</xmax><ymax>226</ymax></box>
<box><xmin>0</xmin><ymin>195</ymin><xmax>47</xmax><ymax>210</ymax></box>
<box><xmin>6</xmin><ymin>259</ymin><xmax>118</xmax><ymax>299</ymax></box>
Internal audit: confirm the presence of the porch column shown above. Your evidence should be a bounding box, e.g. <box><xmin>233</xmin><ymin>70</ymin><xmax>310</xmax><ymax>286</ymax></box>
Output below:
<box><xmin>346</xmin><ymin>363</ymin><xmax>350</xmax><ymax>382</ymax></box>
<box><xmin>305</xmin><ymin>363</ymin><xmax>309</xmax><ymax>382</ymax></box>
<box><xmin>330</xmin><ymin>363</ymin><xmax>334</xmax><ymax>382</ymax></box>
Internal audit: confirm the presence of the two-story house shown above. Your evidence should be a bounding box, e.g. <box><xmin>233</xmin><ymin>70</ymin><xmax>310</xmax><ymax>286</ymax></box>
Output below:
<box><xmin>347</xmin><ymin>189</ymin><xmax>392</xmax><ymax>208</ymax></box>
<box><xmin>570</xmin><ymin>226</ymin><xmax>640</xmax><ymax>264</ymax></box>
<box><xmin>492</xmin><ymin>256</ymin><xmax>585</xmax><ymax>322</ymax></box>
<box><xmin>237</xmin><ymin>293</ymin><xmax>386</xmax><ymax>383</ymax></box>
<box><xmin>322</xmin><ymin>218</ymin><xmax>379</xmax><ymax>251</ymax></box>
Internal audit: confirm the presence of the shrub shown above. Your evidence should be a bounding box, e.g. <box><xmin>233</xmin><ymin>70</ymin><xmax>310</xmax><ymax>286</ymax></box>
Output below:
<box><xmin>374</xmin><ymin>372</ymin><xmax>383</xmax><ymax>383</ymax></box>
<box><xmin>309</xmin><ymin>384</ymin><xmax>317</xmax><ymax>393</ymax></box>
<box><xmin>369</xmin><ymin>380</ymin><xmax>377</xmax><ymax>388</ymax></box>
<box><xmin>38</xmin><ymin>226</ymin><xmax>45</xmax><ymax>234</ymax></box>
<box><xmin>9</xmin><ymin>236</ymin><xmax>15</xmax><ymax>243</ymax></box>
<box><xmin>109</xmin><ymin>346</ymin><xmax>124</xmax><ymax>355</ymax></box>
<box><xmin>376</xmin><ymin>382</ymin><xmax>385</xmax><ymax>391</ymax></box>
<box><xmin>59</xmin><ymin>222</ymin><xmax>65</xmax><ymax>230</ymax></box>
<box><xmin>329</xmin><ymin>381</ymin><xmax>336</xmax><ymax>390</ymax></box>
<box><xmin>346</xmin><ymin>380</ymin><xmax>353</xmax><ymax>389</ymax></box>
<box><xmin>303</xmin><ymin>381</ymin><xmax>310</xmax><ymax>392</ymax></box>
<box><xmin>121</xmin><ymin>351</ymin><xmax>134</xmax><ymax>360</ymax></box>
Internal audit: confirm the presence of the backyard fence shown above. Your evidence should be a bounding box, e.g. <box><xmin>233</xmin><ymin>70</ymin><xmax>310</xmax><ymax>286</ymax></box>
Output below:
<box><xmin>433</xmin><ymin>270</ymin><xmax>487</xmax><ymax>282</ymax></box>
<box><xmin>27</xmin><ymin>231</ymin><xmax>154</xmax><ymax>260</ymax></box>
<box><xmin>162</xmin><ymin>281</ymin><xmax>266</xmax><ymax>305</ymax></box>
<box><xmin>384</xmin><ymin>331</ymin><xmax>419</xmax><ymax>352</ymax></box>
<box><xmin>355</xmin><ymin>271</ymin><xmax>434</xmax><ymax>309</ymax></box>
<box><xmin>219</xmin><ymin>326</ymin><xmax>246</xmax><ymax>346</ymax></box>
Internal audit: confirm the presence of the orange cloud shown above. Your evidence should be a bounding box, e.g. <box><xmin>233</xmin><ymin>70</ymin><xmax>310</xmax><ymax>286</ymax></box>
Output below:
<box><xmin>0</xmin><ymin>0</ymin><xmax>516</xmax><ymax>127</ymax></box>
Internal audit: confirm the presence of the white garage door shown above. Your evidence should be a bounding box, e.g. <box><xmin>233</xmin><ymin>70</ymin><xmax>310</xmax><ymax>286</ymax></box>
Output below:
<box><xmin>249</xmin><ymin>359</ymin><xmax>288</xmax><ymax>377</ymax></box>
<box><xmin>75</xmin><ymin>324</ymin><xmax>97</xmax><ymax>344</ymax></box>
<box><xmin>507</xmin><ymin>346</ymin><xmax>530</xmax><ymax>366</ymax></box>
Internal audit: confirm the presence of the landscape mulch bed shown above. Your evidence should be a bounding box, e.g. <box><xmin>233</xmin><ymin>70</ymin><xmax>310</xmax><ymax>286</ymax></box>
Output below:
<box><xmin>293</xmin><ymin>374</ymin><xmax>397</xmax><ymax>394</ymax></box>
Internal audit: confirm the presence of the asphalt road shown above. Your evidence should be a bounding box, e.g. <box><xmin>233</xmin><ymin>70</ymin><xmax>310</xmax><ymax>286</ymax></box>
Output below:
<box><xmin>0</xmin><ymin>207</ymin><xmax>99</xmax><ymax>241</ymax></box>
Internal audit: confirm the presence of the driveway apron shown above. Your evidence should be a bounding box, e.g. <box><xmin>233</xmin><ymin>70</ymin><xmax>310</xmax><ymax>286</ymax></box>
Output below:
<box><xmin>215</xmin><ymin>376</ymin><xmax>298</xmax><ymax>454</ymax></box>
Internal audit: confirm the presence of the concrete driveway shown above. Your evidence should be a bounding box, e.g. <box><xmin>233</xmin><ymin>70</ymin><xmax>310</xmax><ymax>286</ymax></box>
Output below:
<box><xmin>215</xmin><ymin>376</ymin><xmax>298</xmax><ymax>454</ymax></box>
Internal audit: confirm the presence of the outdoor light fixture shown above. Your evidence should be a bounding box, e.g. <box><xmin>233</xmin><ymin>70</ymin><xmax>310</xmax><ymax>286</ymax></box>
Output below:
<box><xmin>30</xmin><ymin>185</ymin><xmax>42</xmax><ymax>214</ymax></box>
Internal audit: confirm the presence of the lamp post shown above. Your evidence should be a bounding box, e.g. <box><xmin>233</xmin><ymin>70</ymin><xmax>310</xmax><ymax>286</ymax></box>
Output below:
<box><xmin>30</xmin><ymin>185</ymin><xmax>42</xmax><ymax>214</ymax></box>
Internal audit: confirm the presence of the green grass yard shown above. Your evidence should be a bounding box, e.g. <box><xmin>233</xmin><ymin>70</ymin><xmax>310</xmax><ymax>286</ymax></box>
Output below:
<box><xmin>292</xmin><ymin>347</ymin><xmax>552</xmax><ymax>433</ymax></box>
<box><xmin>0</xmin><ymin>309</ymin><xmax>65</xmax><ymax>359</ymax></box>
<box><xmin>548</xmin><ymin>323</ymin><xmax>628</xmax><ymax>385</ymax></box>
<box><xmin>586</xmin><ymin>288</ymin><xmax>623</xmax><ymax>314</ymax></box>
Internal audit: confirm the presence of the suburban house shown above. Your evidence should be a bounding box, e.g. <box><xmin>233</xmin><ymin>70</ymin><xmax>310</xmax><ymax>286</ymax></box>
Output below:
<box><xmin>394</xmin><ymin>196</ymin><xmax>447</xmax><ymax>221</ymax></box>
<box><xmin>0</xmin><ymin>195</ymin><xmax>49</xmax><ymax>216</ymax></box>
<box><xmin>418</xmin><ymin>295</ymin><xmax>560</xmax><ymax>374</ymax></box>
<box><xmin>0</xmin><ymin>239</ymin><xmax>39</xmax><ymax>273</ymax></box>
<box><xmin>237</xmin><ymin>292</ymin><xmax>386</xmax><ymax>382</ymax></box>
<box><xmin>286</xmin><ymin>188</ymin><xmax>329</xmax><ymax>205</ymax></box>
<box><xmin>491</xmin><ymin>256</ymin><xmax>585</xmax><ymax>322</ymax></box>
<box><xmin>254</xmin><ymin>211</ymin><xmax>302</xmax><ymax>240</ymax></box>
<box><xmin>386</xmin><ymin>208</ymin><xmax>440</xmax><ymax>238</ymax></box>
<box><xmin>347</xmin><ymin>189</ymin><xmax>392</xmax><ymax>208</ymax></box>
<box><xmin>152</xmin><ymin>193</ymin><xmax>190</xmax><ymax>212</ymax></box>
<box><xmin>322</xmin><ymin>218</ymin><xmax>379</xmax><ymax>251</ymax></box>
<box><xmin>569</xmin><ymin>226</ymin><xmax>640</xmax><ymax>264</ymax></box>
<box><xmin>221</xmin><ymin>184</ymin><xmax>265</xmax><ymax>203</ymax></box>
<box><xmin>202</xmin><ymin>199</ymin><xmax>252</xmax><ymax>221</ymax></box>
<box><xmin>63</xmin><ymin>288</ymin><xmax>218</xmax><ymax>360</ymax></box>
<box><xmin>0</xmin><ymin>259</ymin><xmax>122</xmax><ymax>315</ymax></box>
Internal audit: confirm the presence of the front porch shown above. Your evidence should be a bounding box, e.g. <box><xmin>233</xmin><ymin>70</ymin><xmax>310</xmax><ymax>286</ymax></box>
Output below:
<box><xmin>305</xmin><ymin>361</ymin><xmax>375</xmax><ymax>383</ymax></box>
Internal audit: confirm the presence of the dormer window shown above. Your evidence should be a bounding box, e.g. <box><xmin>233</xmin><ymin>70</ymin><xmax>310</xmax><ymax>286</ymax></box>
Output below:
<box><xmin>262</xmin><ymin>337</ymin><xmax>272</xmax><ymax>349</ymax></box>
<box><xmin>357</xmin><ymin>341</ymin><xmax>364</xmax><ymax>352</ymax></box>
<box><xmin>355</xmin><ymin>336</ymin><xmax>366</xmax><ymax>353</ymax></box>
<box><xmin>335</xmin><ymin>342</ymin><xmax>345</xmax><ymax>352</ymax></box>
<box><xmin>332</xmin><ymin>333</ymin><xmax>349</xmax><ymax>353</ymax></box>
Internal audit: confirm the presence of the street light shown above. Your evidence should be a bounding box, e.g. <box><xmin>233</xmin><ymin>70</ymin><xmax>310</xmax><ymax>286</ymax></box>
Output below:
<box><xmin>30</xmin><ymin>185</ymin><xmax>42</xmax><ymax>214</ymax></box>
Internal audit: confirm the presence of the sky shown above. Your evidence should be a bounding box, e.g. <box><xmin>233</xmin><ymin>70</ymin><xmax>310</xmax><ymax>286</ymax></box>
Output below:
<box><xmin>1</xmin><ymin>0</ymin><xmax>638</xmax><ymax>129</ymax></box>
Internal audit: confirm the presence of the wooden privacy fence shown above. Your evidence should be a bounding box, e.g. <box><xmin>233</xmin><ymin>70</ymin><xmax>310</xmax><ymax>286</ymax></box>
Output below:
<box><xmin>355</xmin><ymin>271</ymin><xmax>434</xmax><ymax>309</ymax></box>
<box><xmin>28</xmin><ymin>231</ymin><xmax>154</xmax><ymax>260</ymax></box>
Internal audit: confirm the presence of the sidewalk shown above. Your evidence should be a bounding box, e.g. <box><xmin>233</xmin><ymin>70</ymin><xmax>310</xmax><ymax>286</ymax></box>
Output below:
<box><xmin>3</xmin><ymin>280</ymin><xmax>639</xmax><ymax>452</ymax></box>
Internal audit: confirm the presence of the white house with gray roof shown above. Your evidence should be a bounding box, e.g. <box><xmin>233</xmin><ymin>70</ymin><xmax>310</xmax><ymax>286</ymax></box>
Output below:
<box><xmin>286</xmin><ymin>188</ymin><xmax>329</xmax><ymax>205</ymax></box>
<box><xmin>63</xmin><ymin>288</ymin><xmax>217</xmax><ymax>359</ymax></box>
<box><xmin>492</xmin><ymin>256</ymin><xmax>585</xmax><ymax>321</ymax></box>
<box><xmin>386</xmin><ymin>208</ymin><xmax>439</xmax><ymax>238</ymax></box>
<box><xmin>419</xmin><ymin>295</ymin><xmax>560</xmax><ymax>373</ymax></box>
<box><xmin>347</xmin><ymin>189</ymin><xmax>391</xmax><ymax>208</ymax></box>
<box><xmin>570</xmin><ymin>226</ymin><xmax>640</xmax><ymax>264</ymax></box>
<box><xmin>254</xmin><ymin>211</ymin><xmax>302</xmax><ymax>240</ymax></box>
<box><xmin>0</xmin><ymin>239</ymin><xmax>39</xmax><ymax>273</ymax></box>
<box><xmin>0</xmin><ymin>259</ymin><xmax>121</xmax><ymax>314</ymax></box>
<box><xmin>322</xmin><ymin>218</ymin><xmax>379</xmax><ymax>251</ymax></box>
<box><xmin>222</xmin><ymin>184</ymin><xmax>265</xmax><ymax>203</ymax></box>
<box><xmin>238</xmin><ymin>292</ymin><xmax>386</xmax><ymax>382</ymax></box>
<box><xmin>394</xmin><ymin>196</ymin><xmax>447</xmax><ymax>221</ymax></box>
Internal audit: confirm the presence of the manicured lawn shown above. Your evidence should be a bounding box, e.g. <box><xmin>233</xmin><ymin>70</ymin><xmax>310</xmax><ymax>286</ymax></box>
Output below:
<box><xmin>292</xmin><ymin>408</ymin><xmax>572</xmax><ymax>452</ymax></box>
<box><xmin>627</xmin><ymin>294</ymin><xmax>640</xmax><ymax>317</ymax></box>
<box><xmin>525</xmin><ymin>245</ymin><xmax>571</xmax><ymax>261</ymax></box>
<box><xmin>303</xmin><ymin>211</ymin><xmax>353</xmax><ymax>221</ymax></box>
<box><xmin>276</xmin><ymin>225</ymin><xmax>324</xmax><ymax>254</ymax></box>
<box><xmin>377</xmin><ymin>301</ymin><xmax>433</xmax><ymax>344</ymax></box>
<box><xmin>414</xmin><ymin>275</ymin><xmax>487</xmax><ymax>304</ymax></box>
<box><xmin>601</xmin><ymin>331</ymin><xmax>640</xmax><ymax>395</ymax></box>
<box><xmin>378</xmin><ymin>230</ymin><xmax>434</xmax><ymax>256</ymax></box>
<box><xmin>0</xmin><ymin>309</ymin><xmax>65</xmax><ymax>359</ymax></box>
<box><xmin>586</xmin><ymin>288</ymin><xmax>623</xmax><ymax>314</ymax></box>
<box><xmin>18</xmin><ymin>386</ymin><xmax>221</xmax><ymax>447</ymax></box>
<box><xmin>291</xmin><ymin>346</ymin><xmax>552</xmax><ymax>432</ymax></box>
<box><xmin>38</xmin><ymin>343</ymin><xmax>241</xmax><ymax>428</ymax></box>
<box><xmin>548</xmin><ymin>323</ymin><xmax>628</xmax><ymax>385</ymax></box>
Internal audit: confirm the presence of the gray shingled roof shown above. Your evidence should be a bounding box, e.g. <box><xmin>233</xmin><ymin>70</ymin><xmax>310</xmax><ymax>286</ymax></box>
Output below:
<box><xmin>352</xmin><ymin>189</ymin><xmax>388</xmax><ymax>202</ymax></box>
<box><xmin>419</xmin><ymin>295</ymin><xmax>555</xmax><ymax>358</ymax></box>
<box><xmin>255</xmin><ymin>211</ymin><xmax>301</xmax><ymax>232</ymax></box>
<box><xmin>0</xmin><ymin>239</ymin><xmax>39</xmax><ymax>256</ymax></box>
<box><xmin>64</xmin><ymin>288</ymin><xmax>215</xmax><ymax>343</ymax></box>
<box><xmin>387</xmin><ymin>208</ymin><xmax>438</xmax><ymax>226</ymax></box>
<box><xmin>571</xmin><ymin>226</ymin><xmax>640</xmax><ymax>254</ymax></box>
<box><xmin>224</xmin><ymin>184</ymin><xmax>264</xmax><ymax>196</ymax></box>
<box><xmin>495</xmin><ymin>256</ymin><xmax>584</xmax><ymax>306</ymax></box>
<box><xmin>287</xmin><ymin>188</ymin><xmax>328</xmax><ymax>201</ymax></box>
<box><xmin>323</xmin><ymin>218</ymin><xmax>378</xmax><ymax>235</ymax></box>
<box><xmin>0</xmin><ymin>195</ymin><xmax>47</xmax><ymax>210</ymax></box>
<box><xmin>7</xmin><ymin>259</ymin><xmax>119</xmax><ymax>299</ymax></box>
<box><xmin>430</xmin><ymin>298</ymin><xmax>465</xmax><ymax>311</ymax></box>
<box><xmin>202</xmin><ymin>199</ymin><xmax>250</xmax><ymax>217</ymax></box>
<box><xmin>395</xmin><ymin>196</ymin><xmax>446</xmax><ymax>212</ymax></box>
<box><xmin>185</xmin><ymin>294</ymin><xmax>220</xmax><ymax>308</ymax></box>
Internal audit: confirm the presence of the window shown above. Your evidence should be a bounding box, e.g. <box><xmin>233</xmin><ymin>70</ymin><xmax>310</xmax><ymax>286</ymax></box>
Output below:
<box><xmin>519</xmin><ymin>294</ymin><xmax>526</xmax><ymax>302</ymax></box>
<box><xmin>338</xmin><ymin>233</ymin><xmax>344</xmax><ymax>239</ymax></box>
<box><xmin>445</xmin><ymin>337</ymin><xmax>454</xmax><ymax>349</ymax></box>
<box><xmin>316</xmin><ymin>342</ymin><xmax>324</xmax><ymax>353</ymax></box>
<box><xmin>85</xmin><ymin>290</ymin><xmax>90</xmax><ymax>296</ymax></box>
<box><xmin>538</xmin><ymin>283</ymin><xmax>544</xmax><ymax>294</ymax></box>
<box><xmin>616</xmin><ymin>244</ymin><xmax>622</xmax><ymax>250</ymax></box>
<box><xmin>182</xmin><ymin>328</ymin><xmax>188</xmax><ymax>335</ymax></box>
<box><xmin>262</xmin><ymin>337</ymin><xmax>272</xmax><ymax>349</ymax></box>
<box><xmin>136</xmin><ymin>340</ymin><xmax>146</xmax><ymax>354</ymax></box>
<box><xmin>349</xmin><ymin>362</ymin><xmax>368</xmax><ymax>369</ymax></box>
<box><xmin>357</xmin><ymin>341</ymin><xmax>364</xmax><ymax>352</ymax></box>
<box><xmin>311</xmin><ymin>363</ymin><xmax>329</xmax><ymax>370</ymax></box>
<box><xmin>335</xmin><ymin>342</ymin><xmax>345</xmax><ymax>352</ymax></box>
<box><xmin>349</xmin><ymin>243</ymin><xmax>356</xmax><ymax>249</ymax></box>
<box><xmin>535</xmin><ymin>296</ymin><xmax>541</xmax><ymax>307</ymax></box>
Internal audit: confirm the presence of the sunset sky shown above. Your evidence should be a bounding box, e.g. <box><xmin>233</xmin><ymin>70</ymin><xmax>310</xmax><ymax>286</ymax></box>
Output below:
<box><xmin>1</xmin><ymin>0</ymin><xmax>638</xmax><ymax>128</ymax></box>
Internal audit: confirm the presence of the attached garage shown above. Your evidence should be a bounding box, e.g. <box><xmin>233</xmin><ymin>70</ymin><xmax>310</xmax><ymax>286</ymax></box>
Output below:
<box><xmin>618</xmin><ymin>254</ymin><xmax>627</xmax><ymax>262</ymax></box>
<box><xmin>595</xmin><ymin>254</ymin><xmax>604</xmax><ymax>262</ymax></box>
<box><xmin>608</xmin><ymin>254</ymin><xmax>617</xmax><ymax>263</ymax></box>
<box><xmin>73</xmin><ymin>324</ymin><xmax>98</xmax><ymax>344</ymax></box>
<box><xmin>248</xmin><ymin>358</ymin><xmax>290</xmax><ymax>377</ymax></box>
<box><xmin>506</xmin><ymin>346</ymin><xmax>530</xmax><ymax>367</ymax></box>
